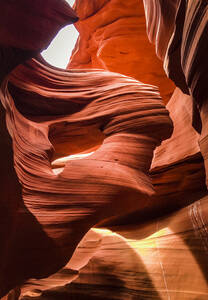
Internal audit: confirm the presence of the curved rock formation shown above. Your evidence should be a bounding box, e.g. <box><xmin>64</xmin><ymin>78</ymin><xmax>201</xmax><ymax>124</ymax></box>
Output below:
<box><xmin>142</xmin><ymin>0</ymin><xmax>180</xmax><ymax>60</ymax></box>
<box><xmin>17</xmin><ymin>194</ymin><xmax>208</xmax><ymax>300</ymax></box>
<box><xmin>67</xmin><ymin>0</ymin><xmax>208</xmax><ymax>223</ymax></box>
<box><xmin>54</xmin><ymin>193</ymin><xmax>208</xmax><ymax>300</ymax></box>
<box><xmin>0</xmin><ymin>0</ymin><xmax>78</xmax><ymax>82</ymax></box>
<box><xmin>0</xmin><ymin>0</ymin><xmax>78</xmax><ymax>51</ymax></box>
<box><xmin>0</xmin><ymin>0</ymin><xmax>76</xmax><ymax>297</ymax></box>
<box><xmin>1</xmin><ymin>0</ymin><xmax>208</xmax><ymax>298</ymax></box>
<box><xmin>0</xmin><ymin>56</ymin><xmax>173</xmax><ymax>296</ymax></box>
<box><xmin>143</xmin><ymin>0</ymin><xmax>208</xmax><ymax>189</ymax></box>
<box><xmin>163</xmin><ymin>0</ymin><xmax>208</xmax><ymax>186</ymax></box>
<box><xmin>68</xmin><ymin>0</ymin><xmax>175</xmax><ymax>104</ymax></box>
<box><xmin>164</xmin><ymin>0</ymin><xmax>208</xmax><ymax>104</ymax></box>
<box><xmin>102</xmin><ymin>88</ymin><xmax>207</xmax><ymax>227</ymax></box>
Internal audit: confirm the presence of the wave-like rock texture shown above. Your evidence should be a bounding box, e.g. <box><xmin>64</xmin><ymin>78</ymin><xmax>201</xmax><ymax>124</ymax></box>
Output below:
<box><xmin>149</xmin><ymin>88</ymin><xmax>207</xmax><ymax>217</ymax></box>
<box><xmin>100</xmin><ymin>87</ymin><xmax>207</xmax><ymax>227</ymax></box>
<box><xmin>0</xmin><ymin>2</ymin><xmax>79</xmax><ymax>297</ymax></box>
<box><xmin>152</xmin><ymin>88</ymin><xmax>200</xmax><ymax>169</ymax></box>
<box><xmin>163</xmin><ymin>0</ymin><xmax>208</xmax><ymax>186</ymax></box>
<box><xmin>68</xmin><ymin>0</ymin><xmax>174</xmax><ymax>104</ymax></box>
<box><xmin>164</xmin><ymin>0</ymin><xmax>208</xmax><ymax>105</ymax></box>
<box><xmin>143</xmin><ymin>0</ymin><xmax>208</xmax><ymax>186</ymax></box>
<box><xmin>67</xmin><ymin>0</ymin><xmax>207</xmax><ymax>224</ymax></box>
<box><xmin>0</xmin><ymin>57</ymin><xmax>173</xmax><ymax>297</ymax></box>
<box><xmin>19</xmin><ymin>194</ymin><xmax>208</xmax><ymax>300</ymax></box>
<box><xmin>142</xmin><ymin>0</ymin><xmax>180</xmax><ymax>60</ymax></box>
<box><xmin>1</xmin><ymin>0</ymin><xmax>207</xmax><ymax>298</ymax></box>
<box><xmin>0</xmin><ymin>4</ymin><xmax>79</xmax><ymax>298</ymax></box>
<box><xmin>50</xmin><ymin>88</ymin><xmax>207</xmax><ymax>228</ymax></box>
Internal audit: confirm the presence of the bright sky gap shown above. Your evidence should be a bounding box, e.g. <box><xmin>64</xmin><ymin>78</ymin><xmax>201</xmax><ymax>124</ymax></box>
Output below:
<box><xmin>41</xmin><ymin>0</ymin><xmax>78</xmax><ymax>69</ymax></box>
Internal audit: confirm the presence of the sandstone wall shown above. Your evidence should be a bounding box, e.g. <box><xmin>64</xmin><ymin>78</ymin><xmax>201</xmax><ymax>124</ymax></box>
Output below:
<box><xmin>68</xmin><ymin>0</ymin><xmax>175</xmax><ymax>104</ymax></box>
<box><xmin>67</xmin><ymin>0</ymin><xmax>207</xmax><ymax>221</ymax></box>
<box><xmin>0</xmin><ymin>1</ymin><xmax>208</xmax><ymax>299</ymax></box>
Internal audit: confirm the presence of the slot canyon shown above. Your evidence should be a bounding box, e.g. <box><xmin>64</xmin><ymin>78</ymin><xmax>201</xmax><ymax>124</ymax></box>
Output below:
<box><xmin>0</xmin><ymin>0</ymin><xmax>208</xmax><ymax>299</ymax></box>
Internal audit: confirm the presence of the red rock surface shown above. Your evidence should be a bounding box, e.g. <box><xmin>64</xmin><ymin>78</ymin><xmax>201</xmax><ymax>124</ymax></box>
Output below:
<box><xmin>0</xmin><ymin>0</ymin><xmax>78</xmax><ymax>51</ymax></box>
<box><xmin>68</xmin><ymin>0</ymin><xmax>207</xmax><ymax>221</ymax></box>
<box><xmin>16</xmin><ymin>195</ymin><xmax>208</xmax><ymax>300</ymax></box>
<box><xmin>162</xmin><ymin>0</ymin><xmax>208</xmax><ymax>188</ymax></box>
<box><xmin>56</xmin><ymin>193</ymin><xmax>208</xmax><ymax>299</ymax></box>
<box><xmin>164</xmin><ymin>0</ymin><xmax>208</xmax><ymax>105</ymax></box>
<box><xmin>0</xmin><ymin>0</ymin><xmax>208</xmax><ymax>299</ymax></box>
<box><xmin>143</xmin><ymin>0</ymin><xmax>180</xmax><ymax>60</ymax></box>
<box><xmin>152</xmin><ymin>88</ymin><xmax>200</xmax><ymax>169</ymax></box>
<box><xmin>0</xmin><ymin>1</ymin><xmax>76</xmax><ymax>297</ymax></box>
<box><xmin>68</xmin><ymin>0</ymin><xmax>175</xmax><ymax>104</ymax></box>
<box><xmin>101</xmin><ymin>88</ymin><xmax>207</xmax><ymax>227</ymax></box>
<box><xmin>0</xmin><ymin>56</ymin><xmax>172</xmax><ymax>296</ymax></box>
<box><xmin>143</xmin><ymin>0</ymin><xmax>208</xmax><ymax>189</ymax></box>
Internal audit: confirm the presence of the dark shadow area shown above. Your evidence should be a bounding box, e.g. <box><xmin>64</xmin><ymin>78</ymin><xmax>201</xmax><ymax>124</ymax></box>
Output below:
<box><xmin>0</xmin><ymin>100</ymin><xmax>67</xmax><ymax>298</ymax></box>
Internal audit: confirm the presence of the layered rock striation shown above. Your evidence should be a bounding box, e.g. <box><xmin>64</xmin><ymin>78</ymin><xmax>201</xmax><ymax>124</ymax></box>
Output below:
<box><xmin>68</xmin><ymin>0</ymin><xmax>208</xmax><ymax>224</ymax></box>
<box><xmin>1</xmin><ymin>0</ymin><xmax>208</xmax><ymax>299</ymax></box>
<box><xmin>0</xmin><ymin>0</ymin><xmax>77</xmax><ymax>297</ymax></box>
<box><xmin>22</xmin><ymin>194</ymin><xmax>208</xmax><ymax>300</ymax></box>
<box><xmin>143</xmin><ymin>0</ymin><xmax>208</xmax><ymax>187</ymax></box>
<box><xmin>68</xmin><ymin>0</ymin><xmax>175</xmax><ymax>104</ymax></box>
<box><xmin>0</xmin><ymin>55</ymin><xmax>172</xmax><ymax>296</ymax></box>
<box><xmin>0</xmin><ymin>1</ymin><xmax>174</xmax><ymax>295</ymax></box>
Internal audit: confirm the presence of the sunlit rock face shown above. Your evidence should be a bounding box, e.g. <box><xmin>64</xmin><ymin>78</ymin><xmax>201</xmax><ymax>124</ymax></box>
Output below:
<box><xmin>143</xmin><ymin>0</ymin><xmax>180</xmax><ymax>60</ymax></box>
<box><xmin>105</xmin><ymin>87</ymin><xmax>207</xmax><ymax>227</ymax></box>
<box><xmin>0</xmin><ymin>0</ymin><xmax>208</xmax><ymax>299</ymax></box>
<box><xmin>0</xmin><ymin>55</ymin><xmax>172</xmax><ymax>297</ymax></box>
<box><xmin>21</xmin><ymin>195</ymin><xmax>208</xmax><ymax>300</ymax></box>
<box><xmin>68</xmin><ymin>0</ymin><xmax>174</xmax><ymax>104</ymax></box>
<box><xmin>161</xmin><ymin>0</ymin><xmax>208</xmax><ymax>187</ymax></box>
<box><xmin>67</xmin><ymin>0</ymin><xmax>208</xmax><ymax>218</ymax></box>
<box><xmin>164</xmin><ymin>0</ymin><xmax>208</xmax><ymax>105</ymax></box>
<box><xmin>0</xmin><ymin>0</ymin><xmax>173</xmax><ymax>294</ymax></box>
<box><xmin>143</xmin><ymin>0</ymin><xmax>208</xmax><ymax>188</ymax></box>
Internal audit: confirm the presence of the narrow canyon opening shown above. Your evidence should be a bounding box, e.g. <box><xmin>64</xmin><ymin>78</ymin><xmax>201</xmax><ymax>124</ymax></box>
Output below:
<box><xmin>41</xmin><ymin>0</ymin><xmax>78</xmax><ymax>69</ymax></box>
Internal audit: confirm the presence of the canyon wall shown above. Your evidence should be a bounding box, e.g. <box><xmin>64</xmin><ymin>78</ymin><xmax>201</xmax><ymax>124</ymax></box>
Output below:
<box><xmin>0</xmin><ymin>1</ymin><xmax>208</xmax><ymax>300</ymax></box>
<box><xmin>68</xmin><ymin>0</ymin><xmax>175</xmax><ymax>104</ymax></box>
<box><xmin>68</xmin><ymin>0</ymin><xmax>207</xmax><ymax>222</ymax></box>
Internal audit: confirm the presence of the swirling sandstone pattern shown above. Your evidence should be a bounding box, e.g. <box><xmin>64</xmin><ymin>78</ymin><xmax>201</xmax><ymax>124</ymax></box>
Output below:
<box><xmin>67</xmin><ymin>0</ymin><xmax>207</xmax><ymax>223</ymax></box>
<box><xmin>2</xmin><ymin>0</ymin><xmax>207</xmax><ymax>298</ymax></box>
<box><xmin>142</xmin><ymin>0</ymin><xmax>180</xmax><ymax>60</ymax></box>
<box><xmin>38</xmin><ymin>194</ymin><xmax>208</xmax><ymax>300</ymax></box>
<box><xmin>105</xmin><ymin>88</ymin><xmax>207</xmax><ymax>228</ymax></box>
<box><xmin>143</xmin><ymin>0</ymin><xmax>208</xmax><ymax>188</ymax></box>
<box><xmin>164</xmin><ymin>0</ymin><xmax>208</xmax><ymax>104</ymax></box>
<box><xmin>0</xmin><ymin>3</ymin><xmax>78</xmax><ymax>297</ymax></box>
<box><xmin>163</xmin><ymin>0</ymin><xmax>208</xmax><ymax>185</ymax></box>
<box><xmin>69</xmin><ymin>0</ymin><xmax>175</xmax><ymax>104</ymax></box>
<box><xmin>0</xmin><ymin>57</ymin><xmax>173</xmax><ymax>296</ymax></box>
